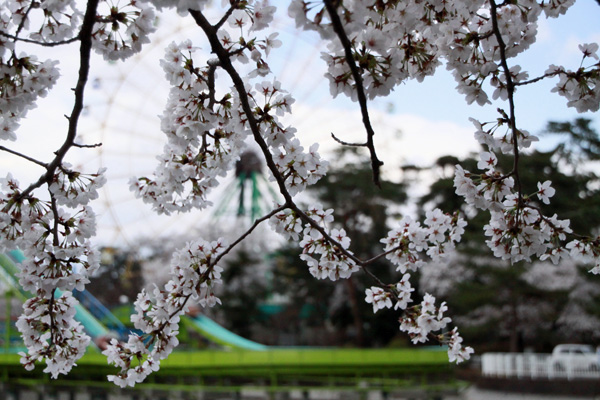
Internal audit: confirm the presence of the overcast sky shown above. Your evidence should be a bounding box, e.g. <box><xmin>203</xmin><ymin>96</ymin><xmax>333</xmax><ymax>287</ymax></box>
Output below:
<box><xmin>4</xmin><ymin>1</ymin><xmax>600</xmax><ymax>246</ymax></box>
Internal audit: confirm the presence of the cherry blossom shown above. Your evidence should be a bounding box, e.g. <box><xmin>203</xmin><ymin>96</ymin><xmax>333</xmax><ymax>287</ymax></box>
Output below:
<box><xmin>536</xmin><ymin>180</ymin><xmax>556</xmax><ymax>205</ymax></box>
<box><xmin>1</xmin><ymin>0</ymin><xmax>600</xmax><ymax>386</ymax></box>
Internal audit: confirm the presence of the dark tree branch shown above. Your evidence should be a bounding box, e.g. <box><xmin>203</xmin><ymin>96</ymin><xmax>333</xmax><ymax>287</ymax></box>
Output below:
<box><xmin>212</xmin><ymin>205</ymin><xmax>287</xmax><ymax>266</ymax></box>
<box><xmin>190</xmin><ymin>8</ymin><xmax>394</xmax><ymax>287</ymax></box>
<box><xmin>14</xmin><ymin>2</ymin><xmax>36</xmax><ymax>39</ymax></box>
<box><xmin>190</xmin><ymin>9</ymin><xmax>294</xmax><ymax>207</ymax></box>
<box><xmin>323</xmin><ymin>0</ymin><xmax>384</xmax><ymax>187</ymax></box>
<box><xmin>207</xmin><ymin>62</ymin><xmax>218</xmax><ymax>108</ymax></box>
<box><xmin>13</xmin><ymin>0</ymin><xmax>100</xmax><ymax>203</ymax></box>
<box><xmin>489</xmin><ymin>0</ymin><xmax>521</xmax><ymax>196</ymax></box>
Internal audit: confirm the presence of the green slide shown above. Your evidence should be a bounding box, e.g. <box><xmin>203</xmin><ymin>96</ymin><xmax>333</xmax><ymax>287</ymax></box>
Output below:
<box><xmin>1</xmin><ymin>250</ymin><xmax>110</xmax><ymax>341</ymax></box>
<box><xmin>183</xmin><ymin>315</ymin><xmax>268</xmax><ymax>351</ymax></box>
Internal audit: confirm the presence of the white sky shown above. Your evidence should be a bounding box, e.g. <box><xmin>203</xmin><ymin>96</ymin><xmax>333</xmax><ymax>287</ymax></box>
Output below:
<box><xmin>3</xmin><ymin>1</ymin><xmax>600</xmax><ymax>247</ymax></box>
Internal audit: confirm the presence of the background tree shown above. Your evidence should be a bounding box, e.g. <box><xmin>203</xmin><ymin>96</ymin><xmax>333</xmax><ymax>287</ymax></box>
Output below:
<box><xmin>419</xmin><ymin>118</ymin><xmax>600</xmax><ymax>352</ymax></box>
<box><xmin>268</xmin><ymin>148</ymin><xmax>408</xmax><ymax>346</ymax></box>
<box><xmin>87</xmin><ymin>248</ymin><xmax>144</xmax><ymax>309</ymax></box>
<box><xmin>2</xmin><ymin>0</ymin><xmax>599</xmax><ymax>384</ymax></box>
<box><xmin>216</xmin><ymin>248</ymin><xmax>270</xmax><ymax>341</ymax></box>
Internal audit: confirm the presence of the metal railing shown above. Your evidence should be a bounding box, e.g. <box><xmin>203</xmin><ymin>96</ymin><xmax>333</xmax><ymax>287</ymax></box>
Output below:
<box><xmin>482</xmin><ymin>352</ymin><xmax>600</xmax><ymax>380</ymax></box>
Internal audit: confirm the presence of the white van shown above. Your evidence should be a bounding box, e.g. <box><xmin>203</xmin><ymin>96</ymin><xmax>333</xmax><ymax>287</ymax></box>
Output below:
<box><xmin>550</xmin><ymin>344</ymin><xmax>599</xmax><ymax>373</ymax></box>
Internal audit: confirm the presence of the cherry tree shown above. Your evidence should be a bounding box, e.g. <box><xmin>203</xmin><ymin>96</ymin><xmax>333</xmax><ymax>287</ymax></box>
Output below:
<box><xmin>1</xmin><ymin>0</ymin><xmax>599</xmax><ymax>388</ymax></box>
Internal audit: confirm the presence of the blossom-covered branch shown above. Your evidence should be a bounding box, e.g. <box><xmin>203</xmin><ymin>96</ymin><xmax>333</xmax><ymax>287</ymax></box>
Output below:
<box><xmin>1</xmin><ymin>0</ymin><xmax>599</xmax><ymax>388</ymax></box>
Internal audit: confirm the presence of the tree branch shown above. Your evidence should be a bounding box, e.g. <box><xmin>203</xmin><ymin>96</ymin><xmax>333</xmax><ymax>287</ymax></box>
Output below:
<box><xmin>72</xmin><ymin>142</ymin><xmax>102</xmax><ymax>149</ymax></box>
<box><xmin>330</xmin><ymin>133</ymin><xmax>366</xmax><ymax>147</ymax></box>
<box><xmin>190</xmin><ymin>7</ymin><xmax>391</xmax><ymax>283</ymax></box>
<box><xmin>0</xmin><ymin>146</ymin><xmax>48</xmax><ymax>168</ymax></box>
<box><xmin>0</xmin><ymin>30</ymin><xmax>80</xmax><ymax>47</ymax></box>
<box><xmin>489</xmin><ymin>0</ymin><xmax>521</xmax><ymax>196</ymax></box>
<box><xmin>323</xmin><ymin>0</ymin><xmax>384</xmax><ymax>187</ymax></box>
<box><xmin>212</xmin><ymin>205</ymin><xmax>287</xmax><ymax>266</ymax></box>
<box><xmin>13</xmin><ymin>0</ymin><xmax>100</xmax><ymax>203</ymax></box>
<box><xmin>189</xmin><ymin>9</ymin><xmax>294</xmax><ymax>207</ymax></box>
<box><xmin>214</xmin><ymin>1</ymin><xmax>241</xmax><ymax>31</ymax></box>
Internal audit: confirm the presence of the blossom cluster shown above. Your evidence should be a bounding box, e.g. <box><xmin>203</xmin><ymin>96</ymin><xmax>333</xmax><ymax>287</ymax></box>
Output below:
<box><xmin>249</xmin><ymin>80</ymin><xmax>328</xmax><ymax>195</ymax></box>
<box><xmin>288</xmin><ymin>0</ymin><xmax>599</xmax><ymax>112</ymax></box>
<box><xmin>454</xmin><ymin>139</ymin><xmax>600</xmax><ymax>270</ymax></box>
<box><xmin>132</xmin><ymin>4</ymin><xmax>327</xmax><ymax>213</ymax></box>
<box><xmin>49</xmin><ymin>166</ymin><xmax>107</xmax><ymax>208</ymax></box>
<box><xmin>1</xmin><ymin>0</ymin><xmax>81</xmax><ymax>43</ymax></box>
<box><xmin>381</xmin><ymin>210</ymin><xmax>467</xmax><ymax>274</ymax></box>
<box><xmin>547</xmin><ymin>43</ymin><xmax>600</xmax><ymax>113</ymax></box>
<box><xmin>0</xmin><ymin>0</ymin><xmax>162</xmax><ymax>143</ymax></box>
<box><xmin>365</xmin><ymin>278</ymin><xmax>473</xmax><ymax>363</ymax></box>
<box><xmin>270</xmin><ymin>204</ymin><xmax>358</xmax><ymax>281</ymax></box>
<box><xmin>0</xmin><ymin>54</ymin><xmax>60</xmax><ymax>142</ymax></box>
<box><xmin>363</xmin><ymin>210</ymin><xmax>472</xmax><ymax>363</ymax></box>
<box><xmin>130</xmin><ymin>39</ymin><xmax>249</xmax><ymax>215</ymax></box>
<box><xmin>104</xmin><ymin>238</ymin><xmax>226</xmax><ymax>388</ymax></box>
<box><xmin>91</xmin><ymin>0</ymin><xmax>156</xmax><ymax>61</ymax></box>
<box><xmin>399</xmin><ymin>295</ymin><xmax>449</xmax><ymax>342</ymax></box>
<box><xmin>365</xmin><ymin>272</ymin><xmax>413</xmax><ymax>313</ymax></box>
<box><xmin>17</xmin><ymin>292</ymin><xmax>90</xmax><ymax>379</ymax></box>
<box><xmin>0</xmin><ymin>170</ymin><xmax>103</xmax><ymax>376</ymax></box>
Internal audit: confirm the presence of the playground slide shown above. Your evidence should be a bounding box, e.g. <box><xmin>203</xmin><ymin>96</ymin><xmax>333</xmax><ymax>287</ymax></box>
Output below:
<box><xmin>2</xmin><ymin>250</ymin><xmax>267</xmax><ymax>351</ymax></box>
<box><xmin>1</xmin><ymin>250</ymin><xmax>110</xmax><ymax>340</ymax></box>
<box><xmin>183</xmin><ymin>315</ymin><xmax>268</xmax><ymax>351</ymax></box>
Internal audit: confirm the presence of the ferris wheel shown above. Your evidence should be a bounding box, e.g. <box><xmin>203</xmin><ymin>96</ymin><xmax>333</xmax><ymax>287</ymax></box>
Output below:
<box><xmin>74</xmin><ymin>6</ymin><xmax>398</xmax><ymax>248</ymax></box>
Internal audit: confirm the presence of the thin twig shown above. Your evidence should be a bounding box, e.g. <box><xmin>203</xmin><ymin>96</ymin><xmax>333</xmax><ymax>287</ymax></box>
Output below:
<box><xmin>72</xmin><ymin>142</ymin><xmax>102</xmax><ymax>149</ymax></box>
<box><xmin>214</xmin><ymin>1</ymin><xmax>241</xmax><ymax>31</ymax></box>
<box><xmin>212</xmin><ymin>205</ymin><xmax>287</xmax><ymax>266</ymax></box>
<box><xmin>14</xmin><ymin>2</ymin><xmax>36</xmax><ymax>39</ymax></box>
<box><xmin>330</xmin><ymin>133</ymin><xmax>366</xmax><ymax>147</ymax></box>
<box><xmin>489</xmin><ymin>0</ymin><xmax>521</xmax><ymax>196</ymax></box>
<box><xmin>0</xmin><ymin>30</ymin><xmax>80</xmax><ymax>47</ymax></box>
<box><xmin>0</xmin><ymin>146</ymin><xmax>48</xmax><ymax>168</ymax></box>
<box><xmin>323</xmin><ymin>0</ymin><xmax>384</xmax><ymax>187</ymax></box>
<box><xmin>514</xmin><ymin>71</ymin><xmax>558</xmax><ymax>86</ymax></box>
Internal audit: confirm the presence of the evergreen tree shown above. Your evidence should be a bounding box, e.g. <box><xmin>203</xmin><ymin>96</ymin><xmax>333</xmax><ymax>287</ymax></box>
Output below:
<box><xmin>271</xmin><ymin>148</ymin><xmax>408</xmax><ymax>347</ymax></box>
<box><xmin>419</xmin><ymin>118</ymin><xmax>600</xmax><ymax>352</ymax></box>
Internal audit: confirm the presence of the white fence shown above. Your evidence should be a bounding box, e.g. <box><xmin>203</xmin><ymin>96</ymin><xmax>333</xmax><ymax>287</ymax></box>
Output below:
<box><xmin>482</xmin><ymin>352</ymin><xmax>600</xmax><ymax>380</ymax></box>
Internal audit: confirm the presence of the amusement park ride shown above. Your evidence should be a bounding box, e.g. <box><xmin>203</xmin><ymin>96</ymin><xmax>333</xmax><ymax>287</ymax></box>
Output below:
<box><xmin>0</xmin><ymin>248</ymin><xmax>457</xmax><ymax>399</ymax></box>
<box><xmin>0</xmin><ymin>158</ymin><xmax>457</xmax><ymax>396</ymax></box>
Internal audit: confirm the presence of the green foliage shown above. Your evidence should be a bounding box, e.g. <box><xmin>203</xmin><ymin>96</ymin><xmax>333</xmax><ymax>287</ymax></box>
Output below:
<box><xmin>545</xmin><ymin>118</ymin><xmax>600</xmax><ymax>164</ymax></box>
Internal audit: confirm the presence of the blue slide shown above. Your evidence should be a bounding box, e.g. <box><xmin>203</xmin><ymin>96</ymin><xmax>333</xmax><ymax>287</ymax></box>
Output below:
<box><xmin>183</xmin><ymin>315</ymin><xmax>268</xmax><ymax>351</ymax></box>
<box><xmin>1</xmin><ymin>250</ymin><xmax>111</xmax><ymax>341</ymax></box>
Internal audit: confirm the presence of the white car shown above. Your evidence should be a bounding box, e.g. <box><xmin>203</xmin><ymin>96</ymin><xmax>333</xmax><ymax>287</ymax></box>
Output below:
<box><xmin>550</xmin><ymin>344</ymin><xmax>599</xmax><ymax>373</ymax></box>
